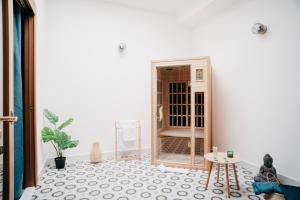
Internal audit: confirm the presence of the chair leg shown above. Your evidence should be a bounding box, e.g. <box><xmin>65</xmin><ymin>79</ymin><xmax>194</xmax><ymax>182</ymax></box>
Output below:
<box><xmin>205</xmin><ymin>161</ymin><xmax>213</xmax><ymax>190</ymax></box>
<box><xmin>233</xmin><ymin>163</ymin><xmax>240</xmax><ymax>190</ymax></box>
<box><xmin>225</xmin><ymin>163</ymin><xmax>230</xmax><ymax>198</ymax></box>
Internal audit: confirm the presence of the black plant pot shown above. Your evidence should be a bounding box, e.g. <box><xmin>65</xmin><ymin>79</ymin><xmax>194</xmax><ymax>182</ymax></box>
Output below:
<box><xmin>55</xmin><ymin>156</ymin><xmax>66</xmax><ymax>169</ymax></box>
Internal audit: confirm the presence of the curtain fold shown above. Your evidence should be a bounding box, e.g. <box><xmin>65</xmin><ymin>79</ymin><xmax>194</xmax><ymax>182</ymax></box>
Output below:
<box><xmin>13</xmin><ymin>7</ymin><xmax>24</xmax><ymax>200</ymax></box>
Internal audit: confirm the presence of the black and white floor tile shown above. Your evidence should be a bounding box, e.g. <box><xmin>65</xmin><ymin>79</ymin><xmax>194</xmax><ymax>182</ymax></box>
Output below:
<box><xmin>32</xmin><ymin>154</ymin><xmax>262</xmax><ymax>200</ymax></box>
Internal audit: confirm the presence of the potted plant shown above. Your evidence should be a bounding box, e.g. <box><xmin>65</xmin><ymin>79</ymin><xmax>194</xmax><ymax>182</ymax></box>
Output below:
<box><xmin>42</xmin><ymin>109</ymin><xmax>79</xmax><ymax>169</ymax></box>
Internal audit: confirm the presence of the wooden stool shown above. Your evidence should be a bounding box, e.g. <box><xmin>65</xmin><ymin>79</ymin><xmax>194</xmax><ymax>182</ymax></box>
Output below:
<box><xmin>204</xmin><ymin>152</ymin><xmax>240</xmax><ymax>198</ymax></box>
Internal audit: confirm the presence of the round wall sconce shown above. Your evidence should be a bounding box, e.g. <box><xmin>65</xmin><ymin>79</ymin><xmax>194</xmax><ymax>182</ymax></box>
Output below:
<box><xmin>252</xmin><ymin>23</ymin><xmax>267</xmax><ymax>34</ymax></box>
<box><xmin>119</xmin><ymin>42</ymin><xmax>126</xmax><ymax>51</ymax></box>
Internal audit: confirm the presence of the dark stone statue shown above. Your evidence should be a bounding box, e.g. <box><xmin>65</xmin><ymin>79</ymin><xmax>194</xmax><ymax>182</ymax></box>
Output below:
<box><xmin>254</xmin><ymin>154</ymin><xmax>279</xmax><ymax>183</ymax></box>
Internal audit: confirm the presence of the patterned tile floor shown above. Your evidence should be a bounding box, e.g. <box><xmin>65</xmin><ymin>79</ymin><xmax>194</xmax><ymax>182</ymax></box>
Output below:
<box><xmin>32</xmin><ymin>154</ymin><xmax>262</xmax><ymax>200</ymax></box>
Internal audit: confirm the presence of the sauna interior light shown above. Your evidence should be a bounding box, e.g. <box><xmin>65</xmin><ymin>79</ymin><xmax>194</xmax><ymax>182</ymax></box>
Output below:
<box><xmin>252</xmin><ymin>23</ymin><xmax>267</xmax><ymax>34</ymax></box>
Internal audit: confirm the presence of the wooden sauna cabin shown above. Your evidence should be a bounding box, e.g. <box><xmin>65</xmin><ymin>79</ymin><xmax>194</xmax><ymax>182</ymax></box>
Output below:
<box><xmin>151</xmin><ymin>57</ymin><xmax>212</xmax><ymax>170</ymax></box>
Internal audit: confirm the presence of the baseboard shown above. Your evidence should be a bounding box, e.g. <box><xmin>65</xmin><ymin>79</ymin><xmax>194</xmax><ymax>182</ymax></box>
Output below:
<box><xmin>240</xmin><ymin>160</ymin><xmax>300</xmax><ymax>186</ymax></box>
<box><xmin>43</xmin><ymin>148</ymin><xmax>151</xmax><ymax>168</ymax></box>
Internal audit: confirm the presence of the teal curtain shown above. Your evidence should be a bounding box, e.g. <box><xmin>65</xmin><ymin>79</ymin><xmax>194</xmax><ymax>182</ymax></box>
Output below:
<box><xmin>13</xmin><ymin>7</ymin><xmax>24</xmax><ymax>200</ymax></box>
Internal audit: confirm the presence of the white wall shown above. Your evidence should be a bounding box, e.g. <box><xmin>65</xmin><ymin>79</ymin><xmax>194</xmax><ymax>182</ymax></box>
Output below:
<box><xmin>36</xmin><ymin>0</ymin><xmax>191</xmax><ymax>172</ymax></box>
<box><xmin>192</xmin><ymin>0</ymin><xmax>300</xmax><ymax>181</ymax></box>
<box><xmin>35</xmin><ymin>0</ymin><xmax>47</xmax><ymax>173</ymax></box>
<box><xmin>36</xmin><ymin>0</ymin><xmax>300</xmax><ymax>183</ymax></box>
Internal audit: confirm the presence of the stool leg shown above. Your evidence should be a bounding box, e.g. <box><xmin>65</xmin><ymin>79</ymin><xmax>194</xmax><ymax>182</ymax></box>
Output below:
<box><xmin>205</xmin><ymin>161</ymin><xmax>213</xmax><ymax>190</ymax></box>
<box><xmin>217</xmin><ymin>163</ymin><xmax>220</xmax><ymax>183</ymax></box>
<box><xmin>233</xmin><ymin>163</ymin><xmax>240</xmax><ymax>190</ymax></box>
<box><xmin>225</xmin><ymin>163</ymin><xmax>230</xmax><ymax>198</ymax></box>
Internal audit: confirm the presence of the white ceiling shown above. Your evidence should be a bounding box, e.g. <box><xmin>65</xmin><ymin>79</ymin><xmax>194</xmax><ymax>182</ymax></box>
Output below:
<box><xmin>101</xmin><ymin>0</ymin><xmax>236</xmax><ymax>28</ymax></box>
<box><xmin>102</xmin><ymin>0</ymin><xmax>201</xmax><ymax>16</ymax></box>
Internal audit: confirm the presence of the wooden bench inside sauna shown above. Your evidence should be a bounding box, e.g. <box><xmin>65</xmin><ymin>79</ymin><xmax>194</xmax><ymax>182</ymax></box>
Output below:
<box><xmin>151</xmin><ymin>57</ymin><xmax>212</xmax><ymax>170</ymax></box>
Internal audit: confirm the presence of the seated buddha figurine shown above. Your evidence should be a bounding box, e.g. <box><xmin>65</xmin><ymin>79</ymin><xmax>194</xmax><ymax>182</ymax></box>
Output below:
<box><xmin>254</xmin><ymin>154</ymin><xmax>278</xmax><ymax>183</ymax></box>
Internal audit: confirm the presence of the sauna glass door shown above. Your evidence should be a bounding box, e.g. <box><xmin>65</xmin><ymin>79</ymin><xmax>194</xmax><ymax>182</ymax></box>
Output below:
<box><xmin>159</xmin><ymin>81</ymin><xmax>192</xmax><ymax>164</ymax></box>
<box><xmin>156</xmin><ymin>78</ymin><xmax>163</xmax><ymax>162</ymax></box>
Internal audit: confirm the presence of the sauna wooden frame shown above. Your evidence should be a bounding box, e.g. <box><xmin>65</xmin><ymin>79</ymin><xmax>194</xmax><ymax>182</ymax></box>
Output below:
<box><xmin>151</xmin><ymin>57</ymin><xmax>212</xmax><ymax>170</ymax></box>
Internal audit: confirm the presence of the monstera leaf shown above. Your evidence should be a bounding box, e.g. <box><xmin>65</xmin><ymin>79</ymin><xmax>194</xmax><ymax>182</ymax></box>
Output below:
<box><xmin>54</xmin><ymin>131</ymin><xmax>79</xmax><ymax>155</ymax></box>
<box><xmin>43</xmin><ymin>109</ymin><xmax>59</xmax><ymax>125</ymax></box>
<box><xmin>57</xmin><ymin>118</ymin><xmax>74</xmax><ymax>130</ymax></box>
<box><xmin>57</xmin><ymin>132</ymin><xmax>78</xmax><ymax>149</ymax></box>
<box><xmin>42</xmin><ymin>127</ymin><xmax>55</xmax><ymax>142</ymax></box>
<box><xmin>66</xmin><ymin>140</ymin><xmax>79</xmax><ymax>149</ymax></box>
